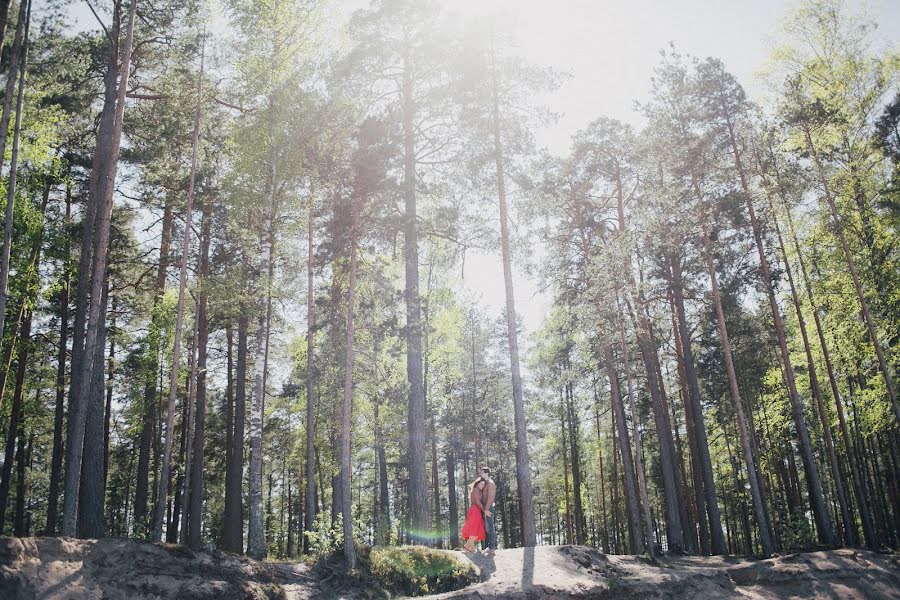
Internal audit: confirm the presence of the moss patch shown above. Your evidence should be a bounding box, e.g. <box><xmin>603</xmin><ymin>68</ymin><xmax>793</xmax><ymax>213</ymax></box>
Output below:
<box><xmin>368</xmin><ymin>546</ymin><xmax>477</xmax><ymax>597</ymax></box>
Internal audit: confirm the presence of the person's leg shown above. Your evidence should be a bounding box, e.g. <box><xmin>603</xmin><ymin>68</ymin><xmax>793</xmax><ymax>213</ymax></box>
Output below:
<box><xmin>484</xmin><ymin>505</ymin><xmax>497</xmax><ymax>551</ymax></box>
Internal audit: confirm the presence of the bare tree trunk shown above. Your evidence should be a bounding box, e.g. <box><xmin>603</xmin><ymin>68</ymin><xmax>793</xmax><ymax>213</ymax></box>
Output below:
<box><xmin>178</xmin><ymin>307</ymin><xmax>199</xmax><ymax>545</ymax></box>
<box><xmin>0</xmin><ymin>0</ymin><xmax>30</xmax><ymax>351</ymax></box>
<box><xmin>604</xmin><ymin>344</ymin><xmax>644</xmax><ymax>553</ymax></box>
<box><xmin>401</xmin><ymin>54</ymin><xmax>429</xmax><ymax>541</ymax></box>
<box><xmin>802</xmin><ymin>124</ymin><xmax>899</xmax><ymax>429</ymax></box>
<box><xmin>619</xmin><ymin>313</ymin><xmax>654</xmax><ymax>556</ymax></box>
<box><xmin>63</xmin><ymin>0</ymin><xmax>136</xmax><ymax>537</ymax></box>
<box><xmin>77</xmin><ymin>278</ymin><xmax>109</xmax><ymax>538</ymax></box>
<box><xmin>46</xmin><ymin>184</ymin><xmax>71</xmax><ymax>535</ymax></box>
<box><xmin>304</xmin><ymin>199</ymin><xmax>316</xmax><ymax>552</ymax></box>
<box><xmin>152</xmin><ymin>36</ymin><xmax>203</xmax><ymax>541</ymax></box>
<box><xmin>447</xmin><ymin>450</ymin><xmax>458</xmax><ymax>548</ymax></box>
<box><xmin>693</xmin><ymin>190</ymin><xmax>776</xmax><ymax>556</ymax></box>
<box><xmin>187</xmin><ymin>200</ymin><xmax>211</xmax><ymax>549</ymax></box>
<box><xmin>566</xmin><ymin>382</ymin><xmax>586</xmax><ymax>545</ymax></box>
<box><xmin>668</xmin><ymin>255</ymin><xmax>726</xmax><ymax>554</ymax></box>
<box><xmin>340</xmin><ymin>202</ymin><xmax>358</xmax><ymax>568</ymax></box>
<box><xmin>247</xmin><ymin>147</ymin><xmax>276</xmax><ymax>558</ymax></box>
<box><xmin>134</xmin><ymin>199</ymin><xmax>173</xmax><ymax>538</ymax></box>
<box><xmin>670</xmin><ymin>292</ymin><xmax>705</xmax><ymax>554</ymax></box>
<box><xmin>0</xmin><ymin>309</ymin><xmax>31</xmax><ymax>532</ymax></box>
<box><xmin>223</xmin><ymin>314</ymin><xmax>248</xmax><ymax>552</ymax></box>
<box><xmin>561</xmin><ymin>395</ymin><xmax>573</xmax><ymax>544</ymax></box>
<box><xmin>490</xmin><ymin>35</ymin><xmax>535</xmax><ymax>546</ymax></box>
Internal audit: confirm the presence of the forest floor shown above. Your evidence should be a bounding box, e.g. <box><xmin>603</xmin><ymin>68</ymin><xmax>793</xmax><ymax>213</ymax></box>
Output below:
<box><xmin>1</xmin><ymin>536</ymin><xmax>898</xmax><ymax>599</ymax></box>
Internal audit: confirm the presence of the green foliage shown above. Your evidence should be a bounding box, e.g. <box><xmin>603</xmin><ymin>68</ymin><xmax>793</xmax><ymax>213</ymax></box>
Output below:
<box><xmin>367</xmin><ymin>546</ymin><xmax>476</xmax><ymax>597</ymax></box>
<box><xmin>780</xmin><ymin>510</ymin><xmax>817</xmax><ymax>552</ymax></box>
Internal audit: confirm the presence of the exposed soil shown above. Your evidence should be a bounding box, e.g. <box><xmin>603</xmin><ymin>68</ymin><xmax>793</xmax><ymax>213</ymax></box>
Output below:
<box><xmin>1</xmin><ymin>537</ymin><xmax>897</xmax><ymax>599</ymax></box>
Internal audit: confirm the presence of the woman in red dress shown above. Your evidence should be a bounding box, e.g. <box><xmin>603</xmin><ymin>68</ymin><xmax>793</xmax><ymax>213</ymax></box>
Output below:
<box><xmin>461</xmin><ymin>478</ymin><xmax>487</xmax><ymax>552</ymax></box>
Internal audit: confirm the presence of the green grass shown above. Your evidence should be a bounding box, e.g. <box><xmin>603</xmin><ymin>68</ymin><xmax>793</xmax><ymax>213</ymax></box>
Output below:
<box><xmin>368</xmin><ymin>546</ymin><xmax>477</xmax><ymax>597</ymax></box>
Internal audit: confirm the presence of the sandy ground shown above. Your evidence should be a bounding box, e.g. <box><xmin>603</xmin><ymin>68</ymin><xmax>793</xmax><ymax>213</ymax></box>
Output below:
<box><xmin>435</xmin><ymin>545</ymin><xmax>900</xmax><ymax>599</ymax></box>
<box><xmin>1</xmin><ymin>536</ymin><xmax>897</xmax><ymax>599</ymax></box>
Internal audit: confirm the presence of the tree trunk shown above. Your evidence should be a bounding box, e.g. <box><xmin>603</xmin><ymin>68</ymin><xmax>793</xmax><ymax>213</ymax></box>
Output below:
<box><xmin>604</xmin><ymin>344</ymin><xmax>644</xmax><ymax>553</ymax></box>
<box><xmin>619</xmin><ymin>314</ymin><xmax>654</xmax><ymax>556</ymax></box>
<box><xmin>490</xmin><ymin>36</ymin><xmax>535</xmax><ymax>546</ymax></box>
<box><xmin>0</xmin><ymin>0</ymin><xmax>30</xmax><ymax>350</ymax></box>
<box><xmin>0</xmin><ymin>309</ymin><xmax>31</xmax><ymax>532</ymax></box>
<box><xmin>447</xmin><ymin>450</ymin><xmax>458</xmax><ymax>548</ymax></box>
<box><xmin>716</xmin><ymin>121</ymin><xmax>834</xmax><ymax>547</ymax></box>
<box><xmin>340</xmin><ymin>202</ymin><xmax>358</xmax><ymax>568</ymax></box>
<box><xmin>46</xmin><ymin>184</ymin><xmax>72</xmax><ymax>536</ymax></box>
<box><xmin>566</xmin><ymin>382</ymin><xmax>585</xmax><ymax>545</ymax></box>
<box><xmin>693</xmin><ymin>191</ymin><xmax>776</xmax><ymax>555</ymax></box>
<box><xmin>760</xmin><ymin>168</ymin><xmax>854</xmax><ymax>547</ymax></box>
<box><xmin>134</xmin><ymin>199</ymin><xmax>173</xmax><ymax>538</ymax></box>
<box><xmin>188</xmin><ymin>200</ymin><xmax>211</xmax><ymax>549</ymax></box>
<box><xmin>670</xmin><ymin>292</ymin><xmax>705</xmax><ymax>554</ymax></box>
<box><xmin>151</xmin><ymin>35</ymin><xmax>202</xmax><ymax>542</ymax></box>
<box><xmin>64</xmin><ymin>0</ymin><xmax>136</xmax><ymax>537</ymax></box>
<box><xmin>247</xmin><ymin>153</ymin><xmax>275</xmax><ymax>558</ymax></box>
<box><xmin>304</xmin><ymin>200</ymin><xmax>316</xmax><ymax>552</ymax></box>
<box><xmin>178</xmin><ymin>307</ymin><xmax>199</xmax><ymax>545</ymax></box>
<box><xmin>401</xmin><ymin>55</ymin><xmax>429</xmax><ymax>541</ymax></box>
<box><xmin>77</xmin><ymin>278</ymin><xmax>109</xmax><ymax>538</ymax></box>
<box><xmin>561</xmin><ymin>394</ymin><xmax>573</xmax><ymax>545</ymax></box>
<box><xmin>668</xmin><ymin>255</ymin><xmax>727</xmax><ymax>554</ymax></box>
<box><xmin>223</xmin><ymin>314</ymin><xmax>248</xmax><ymax>553</ymax></box>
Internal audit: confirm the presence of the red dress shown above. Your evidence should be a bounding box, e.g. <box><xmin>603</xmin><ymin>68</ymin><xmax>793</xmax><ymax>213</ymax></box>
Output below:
<box><xmin>461</xmin><ymin>487</ymin><xmax>486</xmax><ymax>541</ymax></box>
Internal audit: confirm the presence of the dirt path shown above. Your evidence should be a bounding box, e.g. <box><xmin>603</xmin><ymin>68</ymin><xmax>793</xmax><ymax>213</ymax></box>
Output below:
<box><xmin>433</xmin><ymin>545</ymin><xmax>900</xmax><ymax>599</ymax></box>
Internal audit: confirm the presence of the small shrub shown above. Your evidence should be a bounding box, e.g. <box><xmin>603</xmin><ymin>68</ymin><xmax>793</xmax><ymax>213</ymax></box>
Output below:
<box><xmin>780</xmin><ymin>510</ymin><xmax>816</xmax><ymax>552</ymax></box>
<box><xmin>368</xmin><ymin>546</ymin><xmax>477</xmax><ymax>596</ymax></box>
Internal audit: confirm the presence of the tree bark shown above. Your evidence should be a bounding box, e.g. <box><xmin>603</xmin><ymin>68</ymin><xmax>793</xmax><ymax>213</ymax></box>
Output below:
<box><xmin>46</xmin><ymin>184</ymin><xmax>72</xmax><ymax>535</ymax></box>
<box><xmin>151</xmin><ymin>34</ymin><xmax>203</xmax><ymax>542</ymax></box>
<box><xmin>340</xmin><ymin>200</ymin><xmax>358</xmax><ymax>568</ymax></box>
<box><xmin>0</xmin><ymin>0</ymin><xmax>30</xmax><ymax>351</ymax></box>
<box><xmin>304</xmin><ymin>199</ymin><xmax>316</xmax><ymax>552</ymax></box>
<box><xmin>134</xmin><ymin>199</ymin><xmax>173</xmax><ymax>538</ymax></box>
<box><xmin>223</xmin><ymin>314</ymin><xmax>248</xmax><ymax>552</ymax></box>
<box><xmin>401</xmin><ymin>53</ymin><xmax>429</xmax><ymax>541</ymax></box>
<box><xmin>604</xmin><ymin>344</ymin><xmax>644</xmax><ymax>553</ymax></box>
<box><xmin>187</xmin><ymin>200</ymin><xmax>211</xmax><ymax>549</ymax></box>
<box><xmin>77</xmin><ymin>278</ymin><xmax>109</xmax><ymax>538</ymax></box>
<box><xmin>668</xmin><ymin>255</ymin><xmax>727</xmax><ymax>554</ymax></box>
<box><xmin>63</xmin><ymin>0</ymin><xmax>136</xmax><ymax>537</ymax></box>
<box><xmin>490</xmin><ymin>35</ymin><xmax>535</xmax><ymax>546</ymax></box>
<box><xmin>0</xmin><ymin>309</ymin><xmax>30</xmax><ymax>532</ymax></box>
<box><xmin>693</xmin><ymin>189</ymin><xmax>776</xmax><ymax>555</ymax></box>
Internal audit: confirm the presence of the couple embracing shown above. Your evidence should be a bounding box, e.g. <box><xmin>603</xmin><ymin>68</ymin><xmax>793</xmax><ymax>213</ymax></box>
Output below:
<box><xmin>461</xmin><ymin>467</ymin><xmax>497</xmax><ymax>555</ymax></box>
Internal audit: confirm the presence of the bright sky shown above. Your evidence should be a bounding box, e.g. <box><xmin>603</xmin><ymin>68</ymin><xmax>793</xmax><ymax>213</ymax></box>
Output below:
<box><xmin>453</xmin><ymin>0</ymin><xmax>900</xmax><ymax>348</ymax></box>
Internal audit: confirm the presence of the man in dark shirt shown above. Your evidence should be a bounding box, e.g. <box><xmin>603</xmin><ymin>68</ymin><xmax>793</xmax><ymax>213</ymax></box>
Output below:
<box><xmin>480</xmin><ymin>467</ymin><xmax>497</xmax><ymax>555</ymax></box>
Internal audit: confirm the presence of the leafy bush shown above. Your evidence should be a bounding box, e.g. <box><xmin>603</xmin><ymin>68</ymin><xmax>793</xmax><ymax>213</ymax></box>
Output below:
<box><xmin>303</xmin><ymin>512</ymin><xmax>344</xmax><ymax>561</ymax></box>
<box><xmin>368</xmin><ymin>546</ymin><xmax>477</xmax><ymax>596</ymax></box>
<box><xmin>780</xmin><ymin>510</ymin><xmax>816</xmax><ymax>552</ymax></box>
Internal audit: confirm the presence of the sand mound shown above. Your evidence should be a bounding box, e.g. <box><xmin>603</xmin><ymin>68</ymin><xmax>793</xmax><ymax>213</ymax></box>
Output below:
<box><xmin>0</xmin><ymin>536</ymin><xmax>303</xmax><ymax>599</ymax></box>
<box><xmin>1</xmin><ymin>536</ymin><xmax>897</xmax><ymax>599</ymax></box>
